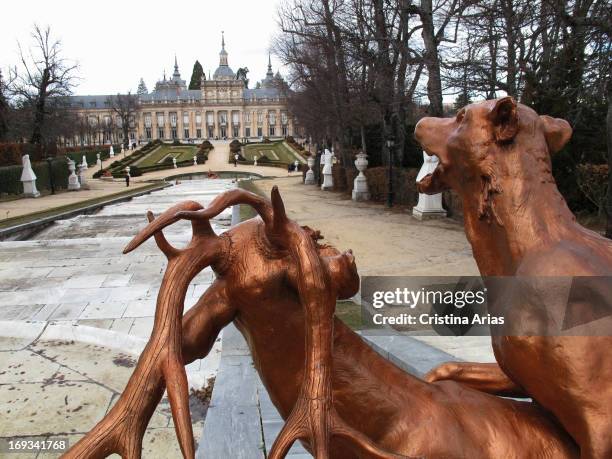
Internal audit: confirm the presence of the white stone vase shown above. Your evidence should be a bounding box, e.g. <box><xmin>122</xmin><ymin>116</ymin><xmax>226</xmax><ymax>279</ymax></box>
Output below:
<box><xmin>304</xmin><ymin>156</ymin><xmax>315</xmax><ymax>184</ymax></box>
<box><xmin>352</xmin><ymin>152</ymin><xmax>370</xmax><ymax>201</ymax></box>
<box><xmin>68</xmin><ymin>160</ymin><xmax>81</xmax><ymax>191</ymax></box>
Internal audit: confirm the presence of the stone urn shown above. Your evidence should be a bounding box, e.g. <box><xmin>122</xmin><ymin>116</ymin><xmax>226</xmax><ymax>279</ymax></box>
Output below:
<box><xmin>413</xmin><ymin>151</ymin><xmax>446</xmax><ymax>220</ymax></box>
<box><xmin>304</xmin><ymin>156</ymin><xmax>316</xmax><ymax>185</ymax></box>
<box><xmin>67</xmin><ymin>159</ymin><xmax>81</xmax><ymax>191</ymax></box>
<box><xmin>352</xmin><ymin>152</ymin><xmax>370</xmax><ymax>201</ymax></box>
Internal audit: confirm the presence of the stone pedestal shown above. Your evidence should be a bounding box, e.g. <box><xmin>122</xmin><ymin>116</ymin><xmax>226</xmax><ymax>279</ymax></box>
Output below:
<box><xmin>20</xmin><ymin>155</ymin><xmax>40</xmax><ymax>198</ymax></box>
<box><xmin>304</xmin><ymin>156</ymin><xmax>315</xmax><ymax>185</ymax></box>
<box><xmin>413</xmin><ymin>152</ymin><xmax>446</xmax><ymax>220</ymax></box>
<box><xmin>321</xmin><ymin>148</ymin><xmax>334</xmax><ymax>191</ymax></box>
<box><xmin>67</xmin><ymin>160</ymin><xmax>80</xmax><ymax>191</ymax></box>
<box><xmin>78</xmin><ymin>165</ymin><xmax>90</xmax><ymax>190</ymax></box>
<box><xmin>352</xmin><ymin>152</ymin><xmax>370</xmax><ymax>201</ymax></box>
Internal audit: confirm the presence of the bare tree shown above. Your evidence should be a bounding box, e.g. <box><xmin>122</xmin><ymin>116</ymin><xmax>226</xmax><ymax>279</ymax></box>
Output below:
<box><xmin>8</xmin><ymin>24</ymin><xmax>78</xmax><ymax>147</ymax></box>
<box><xmin>107</xmin><ymin>93</ymin><xmax>138</xmax><ymax>148</ymax></box>
<box><xmin>0</xmin><ymin>70</ymin><xmax>9</xmax><ymax>141</ymax></box>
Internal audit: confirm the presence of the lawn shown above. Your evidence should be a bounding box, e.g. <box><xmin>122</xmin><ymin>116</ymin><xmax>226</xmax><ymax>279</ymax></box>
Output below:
<box><xmin>135</xmin><ymin>144</ymin><xmax>199</xmax><ymax>167</ymax></box>
<box><xmin>242</xmin><ymin>141</ymin><xmax>306</xmax><ymax>165</ymax></box>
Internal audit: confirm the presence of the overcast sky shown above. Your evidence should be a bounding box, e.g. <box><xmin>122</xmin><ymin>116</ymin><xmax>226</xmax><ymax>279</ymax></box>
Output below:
<box><xmin>0</xmin><ymin>0</ymin><xmax>283</xmax><ymax>95</ymax></box>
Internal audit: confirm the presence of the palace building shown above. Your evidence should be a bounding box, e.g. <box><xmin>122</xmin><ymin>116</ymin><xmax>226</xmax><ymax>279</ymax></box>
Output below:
<box><xmin>66</xmin><ymin>34</ymin><xmax>295</xmax><ymax>146</ymax></box>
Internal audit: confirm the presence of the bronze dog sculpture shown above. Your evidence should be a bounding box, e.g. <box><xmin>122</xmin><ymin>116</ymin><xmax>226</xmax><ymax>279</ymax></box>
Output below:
<box><xmin>416</xmin><ymin>97</ymin><xmax>612</xmax><ymax>459</ymax></box>
<box><xmin>63</xmin><ymin>186</ymin><xmax>577</xmax><ymax>458</ymax></box>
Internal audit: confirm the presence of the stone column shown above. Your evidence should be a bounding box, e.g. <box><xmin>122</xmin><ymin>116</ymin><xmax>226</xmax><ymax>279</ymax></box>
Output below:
<box><xmin>67</xmin><ymin>159</ymin><xmax>81</xmax><ymax>191</ymax></box>
<box><xmin>352</xmin><ymin>152</ymin><xmax>370</xmax><ymax>201</ymax></box>
<box><xmin>413</xmin><ymin>152</ymin><xmax>447</xmax><ymax>220</ymax></box>
<box><xmin>20</xmin><ymin>155</ymin><xmax>40</xmax><ymax>198</ymax></box>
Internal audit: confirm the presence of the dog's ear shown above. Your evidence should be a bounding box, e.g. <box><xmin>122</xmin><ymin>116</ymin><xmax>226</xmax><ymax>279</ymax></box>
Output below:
<box><xmin>540</xmin><ymin>115</ymin><xmax>572</xmax><ymax>153</ymax></box>
<box><xmin>489</xmin><ymin>97</ymin><xmax>519</xmax><ymax>143</ymax></box>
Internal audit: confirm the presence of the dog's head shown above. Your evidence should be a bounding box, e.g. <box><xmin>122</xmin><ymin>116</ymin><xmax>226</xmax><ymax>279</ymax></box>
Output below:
<box><xmin>414</xmin><ymin>98</ymin><xmax>572</xmax><ymax>217</ymax></box>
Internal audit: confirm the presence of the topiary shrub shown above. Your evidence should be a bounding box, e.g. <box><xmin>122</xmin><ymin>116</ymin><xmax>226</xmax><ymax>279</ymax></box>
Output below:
<box><xmin>229</xmin><ymin>139</ymin><xmax>242</xmax><ymax>153</ymax></box>
<box><xmin>129</xmin><ymin>165</ymin><xmax>142</xmax><ymax>177</ymax></box>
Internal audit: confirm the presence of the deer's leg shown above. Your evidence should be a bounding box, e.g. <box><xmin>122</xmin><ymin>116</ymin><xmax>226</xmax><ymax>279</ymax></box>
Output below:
<box><xmin>61</xmin><ymin>280</ymin><xmax>233</xmax><ymax>457</ymax></box>
<box><xmin>425</xmin><ymin>362</ymin><xmax>527</xmax><ymax>397</ymax></box>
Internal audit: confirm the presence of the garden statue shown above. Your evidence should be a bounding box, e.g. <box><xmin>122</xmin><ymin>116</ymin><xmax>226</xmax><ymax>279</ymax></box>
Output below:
<box><xmin>67</xmin><ymin>159</ymin><xmax>80</xmax><ymax>191</ymax></box>
<box><xmin>78</xmin><ymin>164</ymin><xmax>89</xmax><ymax>190</ymax></box>
<box><xmin>254</xmin><ymin>154</ymin><xmax>258</xmax><ymax>166</ymax></box>
<box><xmin>294</xmin><ymin>159</ymin><xmax>299</xmax><ymax>172</ymax></box>
<box><xmin>351</xmin><ymin>151</ymin><xmax>370</xmax><ymax>201</ymax></box>
<box><xmin>304</xmin><ymin>155</ymin><xmax>316</xmax><ymax>184</ymax></box>
<box><xmin>412</xmin><ymin>151</ymin><xmax>446</xmax><ymax>219</ymax></box>
<box><xmin>81</xmin><ymin>155</ymin><xmax>88</xmax><ymax>171</ymax></box>
<box><xmin>64</xmin><ymin>187</ymin><xmax>577</xmax><ymax>459</ymax></box>
<box><xmin>121</xmin><ymin>145</ymin><xmax>125</xmax><ymax>156</ymax></box>
<box><xmin>20</xmin><ymin>154</ymin><xmax>40</xmax><ymax>198</ymax></box>
<box><xmin>416</xmin><ymin>97</ymin><xmax>612</xmax><ymax>458</ymax></box>
<box><xmin>173</xmin><ymin>157</ymin><xmax>177</xmax><ymax>168</ymax></box>
<box><xmin>109</xmin><ymin>145</ymin><xmax>114</xmax><ymax>158</ymax></box>
<box><xmin>96</xmin><ymin>153</ymin><xmax>102</xmax><ymax>170</ymax></box>
<box><xmin>321</xmin><ymin>148</ymin><xmax>334</xmax><ymax>190</ymax></box>
<box><xmin>193</xmin><ymin>155</ymin><xmax>197</xmax><ymax>166</ymax></box>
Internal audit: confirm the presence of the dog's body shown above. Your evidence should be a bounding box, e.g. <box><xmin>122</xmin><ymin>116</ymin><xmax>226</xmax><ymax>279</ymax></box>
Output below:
<box><xmin>415</xmin><ymin>98</ymin><xmax>612</xmax><ymax>458</ymax></box>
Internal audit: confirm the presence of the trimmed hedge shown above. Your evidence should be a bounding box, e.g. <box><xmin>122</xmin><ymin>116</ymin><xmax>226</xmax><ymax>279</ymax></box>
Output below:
<box><xmin>0</xmin><ymin>158</ymin><xmax>69</xmax><ymax>196</ymax></box>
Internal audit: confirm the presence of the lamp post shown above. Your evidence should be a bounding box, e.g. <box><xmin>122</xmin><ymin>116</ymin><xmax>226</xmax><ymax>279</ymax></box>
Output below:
<box><xmin>386</xmin><ymin>136</ymin><xmax>395</xmax><ymax>208</ymax></box>
<box><xmin>46</xmin><ymin>157</ymin><xmax>56</xmax><ymax>195</ymax></box>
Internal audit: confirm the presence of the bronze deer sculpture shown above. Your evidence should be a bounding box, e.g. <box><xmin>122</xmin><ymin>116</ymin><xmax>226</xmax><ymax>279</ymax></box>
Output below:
<box><xmin>415</xmin><ymin>97</ymin><xmax>612</xmax><ymax>459</ymax></box>
<box><xmin>63</xmin><ymin>186</ymin><xmax>578</xmax><ymax>459</ymax></box>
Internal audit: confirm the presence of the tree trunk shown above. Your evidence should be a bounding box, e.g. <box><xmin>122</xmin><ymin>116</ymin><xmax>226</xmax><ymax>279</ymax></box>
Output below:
<box><xmin>420</xmin><ymin>0</ymin><xmax>444</xmax><ymax>116</ymax></box>
<box><xmin>605</xmin><ymin>79</ymin><xmax>612</xmax><ymax>239</ymax></box>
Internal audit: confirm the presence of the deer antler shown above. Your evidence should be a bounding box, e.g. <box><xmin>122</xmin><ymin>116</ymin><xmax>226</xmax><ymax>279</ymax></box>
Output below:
<box><xmin>264</xmin><ymin>187</ymin><xmax>408</xmax><ymax>459</ymax></box>
<box><xmin>62</xmin><ymin>201</ymin><xmax>223</xmax><ymax>459</ymax></box>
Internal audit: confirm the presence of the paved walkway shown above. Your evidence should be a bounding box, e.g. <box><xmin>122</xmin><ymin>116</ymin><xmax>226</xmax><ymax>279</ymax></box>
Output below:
<box><xmin>0</xmin><ymin>141</ymin><xmax>299</xmax><ymax>223</ymax></box>
<box><xmin>0</xmin><ymin>180</ymin><xmax>235</xmax><ymax>457</ymax></box>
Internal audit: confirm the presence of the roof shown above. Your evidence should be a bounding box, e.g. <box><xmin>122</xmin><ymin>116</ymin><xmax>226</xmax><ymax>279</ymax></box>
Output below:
<box><xmin>213</xmin><ymin>65</ymin><xmax>235</xmax><ymax>80</ymax></box>
<box><xmin>139</xmin><ymin>89</ymin><xmax>202</xmax><ymax>102</ymax></box>
<box><xmin>66</xmin><ymin>95</ymin><xmax>114</xmax><ymax>109</ymax></box>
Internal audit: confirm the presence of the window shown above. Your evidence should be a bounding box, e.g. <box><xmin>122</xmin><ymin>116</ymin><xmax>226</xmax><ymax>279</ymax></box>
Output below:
<box><xmin>245</xmin><ymin>127</ymin><xmax>251</xmax><ymax>137</ymax></box>
<box><xmin>219</xmin><ymin>112</ymin><xmax>227</xmax><ymax>125</ymax></box>
<box><xmin>157</xmin><ymin>113</ymin><xmax>164</xmax><ymax>127</ymax></box>
<box><xmin>130</xmin><ymin>131</ymin><xmax>135</xmax><ymax>140</ymax></box>
<box><xmin>244</xmin><ymin>112</ymin><xmax>251</xmax><ymax>123</ymax></box>
<box><xmin>184</xmin><ymin>129</ymin><xmax>189</xmax><ymax>138</ymax></box>
<box><xmin>282</xmin><ymin>126</ymin><xmax>288</xmax><ymax>136</ymax></box>
<box><xmin>196</xmin><ymin>112</ymin><xmax>202</xmax><ymax>126</ymax></box>
<box><xmin>281</xmin><ymin>112</ymin><xmax>288</xmax><ymax>125</ymax></box>
<box><xmin>207</xmin><ymin>126</ymin><xmax>213</xmax><ymax>138</ymax></box>
<box><xmin>206</xmin><ymin>112</ymin><xmax>213</xmax><ymax>126</ymax></box>
<box><xmin>232</xmin><ymin>126</ymin><xmax>239</xmax><ymax>138</ymax></box>
<box><xmin>257</xmin><ymin>127</ymin><xmax>263</xmax><ymax>137</ymax></box>
<box><xmin>232</xmin><ymin>112</ymin><xmax>240</xmax><ymax>125</ymax></box>
<box><xmin>257</xmin><ymin>111</ymin><xmax>263</xmax><ymax>124</ymax></box>
<box><xmin>269</xmin><ymin>126</ymin><xmax>275</xmax><ymax>137</ymax></box>
<box><xmin>129</xmin><ymin>116</ymin><xmax>135</xmax><ymax>128</ymax></box>
<box><xmin>145</xmin><ymin>113</ymin><xmax>152</xmax><ymax>128</ymax></box>
<box><xmin>145</xmin><ymin>128</ymin><xmax>152</xmax><ymax>140</ymax></box>
<box><xmin>158</xmin><ymin>127</ymin><xmax>164</xmax><ymax>139</ymax></box>
<box><xmin>171</xmin><ymin>128</ymin><xmax>177</xmax><ymax>139</ymax></box>
<box><xmin>269</xmin><ymin>111</ymin><xmax>276</xmax><ymax>125</ymax></box>
<box><xmin>104</xmin><ymin>116</ymin><xmax>112</xmax><ymax>127</ymax></box>
<box><xmin>170</xmin><ymin>113</ymin><xmax>177</xmax><ymax>127</ymax></box>
<box><xmin>196</xmin><ymin>128</ymin><xmax>202</xmax><ymax>138</ymax></box>
<box><xmin>183</xmin><ymin>113</ymin><xmax>189</xmax><ymax>126</ymax></box>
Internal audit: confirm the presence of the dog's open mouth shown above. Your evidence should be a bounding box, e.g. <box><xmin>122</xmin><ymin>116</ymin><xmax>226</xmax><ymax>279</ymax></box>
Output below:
<box><xmin>415</xmin><ymin>148</ymin><xmax>448</xmax><ymax>194</ymax></box>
